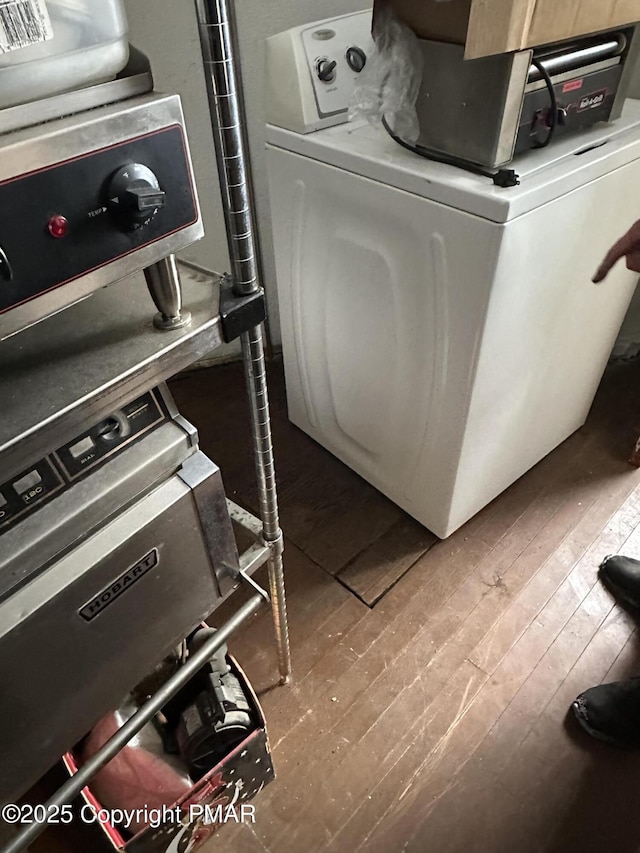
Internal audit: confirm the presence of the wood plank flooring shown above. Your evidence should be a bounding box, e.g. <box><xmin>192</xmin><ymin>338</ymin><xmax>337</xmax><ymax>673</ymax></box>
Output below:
<box><xmin>170</xmin><ymin>356</ymin><xmax>640</xmax><ymax>853</ymax></box>
<box><xmin>25</xmin><ymin>355</ymin><xmax>640</xmax><ymax>853</ymax></box>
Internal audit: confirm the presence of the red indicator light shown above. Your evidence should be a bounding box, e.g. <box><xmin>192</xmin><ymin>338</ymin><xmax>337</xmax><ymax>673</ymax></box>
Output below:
<box><xmin>48</xmin><ymin>215</ymin><xmax>69</xmax><ymax>238</ymax></box>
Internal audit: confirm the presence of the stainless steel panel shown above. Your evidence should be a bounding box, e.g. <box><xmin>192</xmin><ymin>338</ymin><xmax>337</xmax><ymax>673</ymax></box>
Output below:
<box><xmin>0</xmin><ymin>421</ymin><xmax>196</xmax><ymax>600</ymax></box>
<box><xmin>497</xmin><ymin>50</ymin><xmax>533</xmax><ymax>167</ymax></box>
<box><xmin>0</xmin><ymin>271</ymin><xmax>223</xmax><ymax>482</ymax></box>
<box><xmin>0</xmin><ymin>93</ymin><xmax>189</xmax><ymax>184</ymax></box>
<box><xmin>0</xmin><ymin>454</ymin><xmax>226</xmax><ymax>803</ymax></box>
<box><xmin>179</xmin><ymin>453</ymin><xmax>240</xmax><ymax>595</ymax></box>
<box><xmin>0</xmin><ymin>92</ymin><xmax>204</xmax><ymax>341</ymax></box>
<box><xmin>414</xmin><ymin>40</ymin><xmax>530</xmax><ymax>169</ymax></box>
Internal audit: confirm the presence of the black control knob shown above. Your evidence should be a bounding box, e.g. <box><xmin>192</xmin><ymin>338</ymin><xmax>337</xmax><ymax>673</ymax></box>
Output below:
<box><xmin>96</xmin><ymin>411</ymin><xmax>129</xmax><ymax>443</ymax></box>
<box><xmin>317</xmin><ymin>58</ymin><xmax>337</xmax><ymax>83</ymax></box>
<box><xmin>107</xmin><ymin>163</ymin><xmax>166</xmax><ymax>232</ymax></box>
<box><xmin>346</xmin><ymin>46</ymin><xmax>367</xmax><ymax>73</ymax></box>
<box><xmin>97</xmin><ymin>417</ymin><xmax>121</xmax><ymax>442</ymax></box>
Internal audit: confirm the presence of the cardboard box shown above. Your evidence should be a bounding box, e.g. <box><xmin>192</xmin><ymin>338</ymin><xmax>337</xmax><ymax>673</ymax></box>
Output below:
<box><xmin>374</xmin><ymin>0</ymin><xmax>472</xmax><ymax>46</ymax></box>
<box><xmin>374</xmin><ymin>0</ymin><xmax>640</xmax><ymax>58</ymax></box>
<box><xmin>63</xmin><ymin>657</ymin><xmax>274</xmax><ymax>853</ymax></box>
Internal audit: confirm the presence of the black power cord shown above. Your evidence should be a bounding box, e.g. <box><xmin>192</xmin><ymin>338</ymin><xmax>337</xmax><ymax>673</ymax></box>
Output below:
<box><xmin>381</xmin><ymin>116</ymin><xmax>520</xmax><ymax>188</ymax></box>
<box><xmin>531</xmin><ymin>57</ymin><xmax>558</xmax><ymax>148</ymax></box>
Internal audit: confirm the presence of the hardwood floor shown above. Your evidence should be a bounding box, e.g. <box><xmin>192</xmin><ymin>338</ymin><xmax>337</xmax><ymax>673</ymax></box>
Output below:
<box><xmin>169</xmin><ymin>356</ymin><xmax>640</xmax><ymax>853</ymax></box>
<box><xmin>25</xmin><ymin>354</ymin><xmax>640</xmax><ymax>853</ymax></box>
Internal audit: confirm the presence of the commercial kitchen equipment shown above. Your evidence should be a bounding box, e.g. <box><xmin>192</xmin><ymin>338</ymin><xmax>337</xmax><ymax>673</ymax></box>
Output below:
<box><xmin>0</xmin><ymin>49</ymin><xmax>202</xmax><ymax>341</ymax></box>
<box><xmin>412</xmin><ymin>26</ymin><xmax>640</xmax><ymax>171</ymax></box>
<box><xmin>265</xmin><ymin>11</ymin><xmax>640</xmax><ymax>539</ymax></box>
<box><xmin>0</xmin><ymin>375</ymin><xmax>240</xmax><ymax>802</ymax></box>
<box><xmin>1</xmin><ymin>1</ymin><xmax>290</xmax><ymax>849</ymax></box>
<box><xmin>267</xmin><ymin>9</ymin><xmax>640</xmax><ymax>172</ymax></box>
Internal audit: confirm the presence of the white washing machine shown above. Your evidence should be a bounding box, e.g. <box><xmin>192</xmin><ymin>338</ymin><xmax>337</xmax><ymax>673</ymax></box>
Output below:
<box><xmin>265</xmin><ymin>12</ymin><xmax>640</xmax><ymax>538</ymax></box>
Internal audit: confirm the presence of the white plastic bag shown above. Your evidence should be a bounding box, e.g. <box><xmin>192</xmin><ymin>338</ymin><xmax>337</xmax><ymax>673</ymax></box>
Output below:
<box><xmin>350</xmin><ymin>3</ymin><xmax>423</xmax><ymax>143</ymax></box>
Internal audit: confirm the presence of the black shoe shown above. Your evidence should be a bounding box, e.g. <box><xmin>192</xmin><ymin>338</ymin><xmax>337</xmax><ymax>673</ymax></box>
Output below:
<box><xmin>573</xmin><ymin>677</ymin><xmax>640</xmax><ymax>748</ymax></box>
<box><xmin>599</xmin><ymin>555</ymin><xmax>640</xmax><ymax>609</ymax></box>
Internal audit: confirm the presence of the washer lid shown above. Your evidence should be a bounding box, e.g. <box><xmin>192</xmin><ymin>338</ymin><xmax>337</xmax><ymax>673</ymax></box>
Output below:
<box><xmin>266</xmin><ymin>99</ymin><xmax>640</xmax><ymax>223</ymax></box>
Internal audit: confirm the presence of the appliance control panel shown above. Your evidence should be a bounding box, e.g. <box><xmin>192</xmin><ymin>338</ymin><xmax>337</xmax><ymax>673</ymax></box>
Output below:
<box><xmin>54</xmin><ymin>392</ymin><xmax>164</xmax><ymax>480</ymax></box>
<box><xmin>0</xmin><ymin>390</ymin><xmax>166</xmax><ymax>535</ymax></box>
<box><xmin>0</xmin><ymin>126</ymin><xmax>198</xmax><ymax>317</ymax></box>
<box><xmin>0</xmin><ymin>459</ymin><xmax>64</xmax><ymax>532</ymax></box>
<box><xmin>266</xmin><ymin>11</ymin><xmax>374</xmax><ymax>133</ymax></box>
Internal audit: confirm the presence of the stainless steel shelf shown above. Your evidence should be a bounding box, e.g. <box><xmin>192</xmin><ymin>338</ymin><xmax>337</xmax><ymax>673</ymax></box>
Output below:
<box><xmin>0</xmin><ymin>272</ymin><xmax>223</xmax><ymax>481</ymax></box>
<box><xmin>0</xmin><ymin>45</ymin><xmax>153</xmax><ymax>136</ymax></box>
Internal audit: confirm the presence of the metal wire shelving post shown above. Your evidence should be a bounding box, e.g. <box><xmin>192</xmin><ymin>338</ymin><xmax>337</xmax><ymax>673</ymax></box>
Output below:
<box><xmin>195</xmin><ymin>0</ymin><xmax>292</xmax><ymax>685</ymax></box>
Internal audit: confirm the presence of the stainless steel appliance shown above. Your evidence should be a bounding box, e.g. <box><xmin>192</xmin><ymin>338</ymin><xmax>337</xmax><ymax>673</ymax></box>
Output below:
<box><xmin>413</xmin><ymin>26</ymin><xmax>640</xmax><ymax>170</ymax></box>
<box><xmin>0</xmin><ymin>384</ymin><xmax>239</xmax><ymax>802</ymax></box>
<box><xmin>1</xmin><ymin>2</ymin><xmax>291</xmax><ymax>849</ymax></box>
<box><xmin>0</xmin><ymin>53</ymin><xmax>203</xmax><ymax>341</ymax></box>
<box><xmin>0</xmin><ymin>256</ymin><xmax>284</xmax><ymax>822</ymax></box>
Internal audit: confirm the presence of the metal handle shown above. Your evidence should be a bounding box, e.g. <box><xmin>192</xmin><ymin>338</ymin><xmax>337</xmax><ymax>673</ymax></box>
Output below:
<box><xmin>1</xmin><ymin>593</ymin><xmax>265</xmax><ymax>853</ymax></box>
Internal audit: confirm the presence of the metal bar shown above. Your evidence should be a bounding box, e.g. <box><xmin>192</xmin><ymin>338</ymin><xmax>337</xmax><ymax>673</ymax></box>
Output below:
<box><xmin>529</xmin><ymin>35</ymin><xmax>626</xmax><ymax>82</ymax></box>
<box><xmin>240</xmin><ymin>541</ymin><xmax>273</xmax><ymax>575</ymax></box>
<box><xmin>241</xmin><ymin>327</ymin><xmax>291</xmax><ymax>683</ymax></box>
<box><xmin>177</xmin><ymin>257</ymin><xmax>222</xmax><ymax>280</ymax></box>
<box><xmin>195</xmin><ymin>0</ymin><xmax>292</xmax><ymax>684</ymax></box>
<box><xmin>227</xmin><ymin>499</ymin><xmax>264</xmax><ymax>537</ymax></box>
<box><xmin>144</xmin><ymin>254</ymin><xmax>192</xmax><ymax>330</ymax></box>
<box><xmin>195</xmin><ymin>0</ymin><xmax>259</xmax><ymax>298</ymax></box>
<box><xmin>0</xmin><ymin>594</ymin><xmax>264</xmax><ymax>853</ymax></box>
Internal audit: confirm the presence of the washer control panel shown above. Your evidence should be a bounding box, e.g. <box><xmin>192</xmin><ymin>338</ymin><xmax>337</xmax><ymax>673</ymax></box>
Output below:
<box><xmin>266</xmin><ymin>11</ymin><xmax>374</xmax><ymax>133</ymax></box>
<box><xmin>0</xmin><ymin>390</ymin><xmax>166</xmax><ymax>535</ymax></box>
<box><xmin>0</xmin><ymin>126</ymin><xmax>198</xmax><ymax>317</ymax></box>
<box><xmin>302</xmin><ymin>13</ymin><xmax>373</xmax><ymax>119</ymax></box>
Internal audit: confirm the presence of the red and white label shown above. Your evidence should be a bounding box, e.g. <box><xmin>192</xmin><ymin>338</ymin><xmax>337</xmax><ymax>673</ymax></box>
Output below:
<box><xmin>563</xmin><ymin>79</ymin><xmax>584</xmax><ymax>93</ymax></box>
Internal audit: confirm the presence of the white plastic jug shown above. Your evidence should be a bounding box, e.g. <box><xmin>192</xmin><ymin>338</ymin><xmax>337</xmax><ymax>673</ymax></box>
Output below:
<box><xmin>0</xmin><ymin>0</ymin><xmax>129</xmax><ymax>110</ymax></box>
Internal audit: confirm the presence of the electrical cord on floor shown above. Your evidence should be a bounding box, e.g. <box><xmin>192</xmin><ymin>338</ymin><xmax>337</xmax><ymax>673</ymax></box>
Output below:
<box><xmin>531</xmin><ymin>57</ymin><xmax>558</xmax><ymax>148</ymax></box>
<box><xmin>381</xmin><ymin>116</ymin><xmax>520</xmax><ymax>188</ymax></box>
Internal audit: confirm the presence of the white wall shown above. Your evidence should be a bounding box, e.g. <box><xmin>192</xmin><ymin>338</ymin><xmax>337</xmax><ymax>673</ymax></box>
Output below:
<box><xmin>125</xmin><ymin>0</ymin><xmax>371</xmax><ymax>346</ymax></box>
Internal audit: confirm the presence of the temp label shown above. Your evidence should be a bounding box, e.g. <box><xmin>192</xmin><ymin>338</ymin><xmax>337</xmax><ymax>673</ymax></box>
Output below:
<box><xmin>0</xmin><ymin>0</ymin><xmax>53</xmax><ymax>54</ymax></box>
<box><xmin>79</xmin><ymin>549</ymin><xmax>159</xmax><ymax>621</ymax></box>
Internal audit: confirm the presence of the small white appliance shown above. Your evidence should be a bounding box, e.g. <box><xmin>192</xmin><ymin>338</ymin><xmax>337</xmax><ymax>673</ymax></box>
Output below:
<box><xmin>265</xmin><ymin>12</ymin><xmax>640</xmax><ymax>538</ymax></box>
